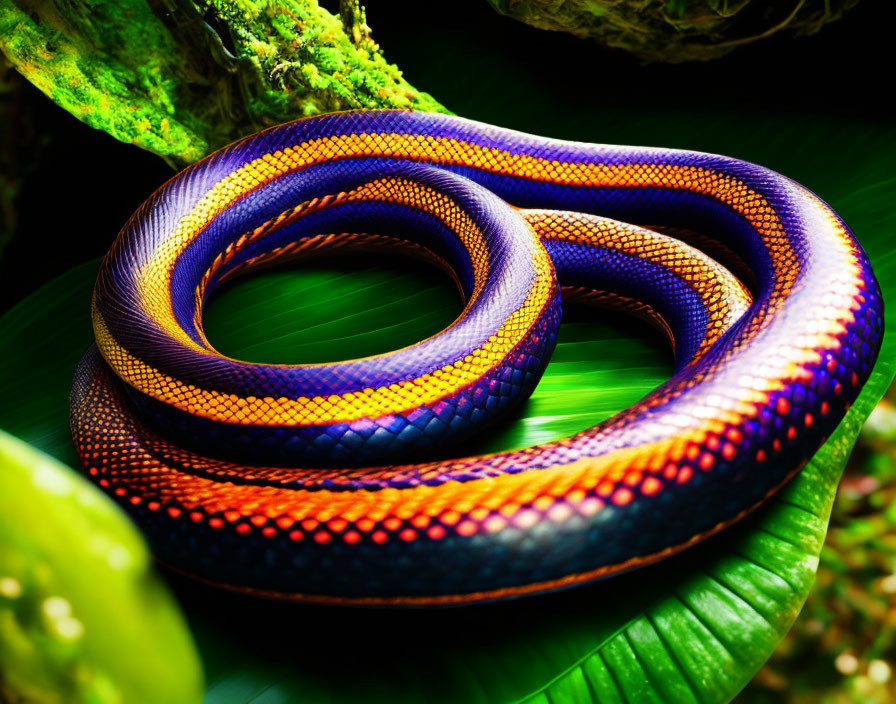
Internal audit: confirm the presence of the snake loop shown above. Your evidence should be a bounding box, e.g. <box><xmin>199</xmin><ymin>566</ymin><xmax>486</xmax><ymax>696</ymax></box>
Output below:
<box><xmin>70</xmin><ymin>110</ymin><xmax>883</xmax><ymax>605</ymax></box>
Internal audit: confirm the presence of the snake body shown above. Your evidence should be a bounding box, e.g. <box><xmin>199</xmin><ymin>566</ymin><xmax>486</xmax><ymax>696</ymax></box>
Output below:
<box><xmin>70</xmin><ymin>110</ymin><xmax>883</xmax><ymax>605</ymax></box>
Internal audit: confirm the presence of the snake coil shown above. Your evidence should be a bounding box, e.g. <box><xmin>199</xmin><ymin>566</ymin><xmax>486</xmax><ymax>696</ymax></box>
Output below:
<box><xmin>70</xmin><ymin>111</ymin><xmax>883</xmax><ymax>605</ymax></box>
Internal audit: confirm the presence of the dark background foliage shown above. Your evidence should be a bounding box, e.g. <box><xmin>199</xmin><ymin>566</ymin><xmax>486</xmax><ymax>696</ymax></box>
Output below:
<box><xmin>1</xmin><ymin>2</ymin><xmax>893</xmax><ymax>701</ymax></box>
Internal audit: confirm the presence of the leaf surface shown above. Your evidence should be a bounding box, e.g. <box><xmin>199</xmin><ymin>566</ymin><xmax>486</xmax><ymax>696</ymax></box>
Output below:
<box><xmin>0</xmin><ymin>115</ymin><xmax>893</xmax><ymax>703</ymax></box>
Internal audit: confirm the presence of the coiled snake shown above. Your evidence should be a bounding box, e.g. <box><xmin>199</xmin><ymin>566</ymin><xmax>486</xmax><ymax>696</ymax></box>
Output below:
<box><xmin>70</xmin><ymin>111</ymin><xmax>883</xmax><ymax>605</ymax></box>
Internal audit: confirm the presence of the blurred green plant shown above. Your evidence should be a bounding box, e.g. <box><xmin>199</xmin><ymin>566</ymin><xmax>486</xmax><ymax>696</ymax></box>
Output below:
<box><xmin>0</xmin><ymin>0</ymin><xmax>445</xmax><ymax>167</ymax></box>
<box><xmin>0</xmin><ymin>429</ymin><xmax>203</xmax><ymax>703</ymax></box>
<box><xmin>485</xmin><ymin>0</ymin><xmax>862</xmax><ymax>62</ymax></box>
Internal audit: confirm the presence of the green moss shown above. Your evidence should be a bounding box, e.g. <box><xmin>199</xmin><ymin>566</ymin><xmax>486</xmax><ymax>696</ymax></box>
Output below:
<box><xmin>212</xmin><ymin>0</ymin><xmax>444</xmax><ymax>119</ymax></box>
<box><xmin>0</xmin><ymin>0</ymin><xmax>447</xmax><ymax>167</ymax></box>
<box><xmin>0</xmin><ymin>0</ymin><xmax>212</xmax><ymax>163</ymax></box>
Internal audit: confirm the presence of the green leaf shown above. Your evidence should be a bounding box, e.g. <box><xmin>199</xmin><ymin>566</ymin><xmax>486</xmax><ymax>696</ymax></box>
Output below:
<box><xmin>0</xmin><ymin>429</ymin><xmax>203</xmax><ymax>703</ymax></box>
<box><xmin>0</xmin><ymin>114</ymin><xmax>894</xmax><ymax>703</ymax></box>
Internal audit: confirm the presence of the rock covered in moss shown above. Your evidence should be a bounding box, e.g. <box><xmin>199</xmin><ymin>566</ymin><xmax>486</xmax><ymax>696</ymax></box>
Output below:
<box><xmin>486</xmin><ymin>0</ymin><xmax>861</xmax><ymax>62</ymax></box>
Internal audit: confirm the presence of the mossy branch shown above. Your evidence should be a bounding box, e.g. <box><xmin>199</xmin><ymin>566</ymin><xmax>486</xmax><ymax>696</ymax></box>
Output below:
<box><xmin>0</xmin><ymin>0</ymin><xmax>447</xmax><ymax>167</ymax></box>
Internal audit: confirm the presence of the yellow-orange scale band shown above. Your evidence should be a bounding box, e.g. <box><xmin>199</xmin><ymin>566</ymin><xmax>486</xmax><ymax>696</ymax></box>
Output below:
<box><xmin>95</xmin><ymin>133</ymin><xmax>796</xmax><ymax>430</ymax></box>
<box><xmin>527</xmin><ymin>211</ymin><xmax>752</xmax><ymax>362</ymax></box>
<box><xmin>94</xmin><ymin>175</ymin><xmax>555</xmax><ymax>426</ymax></box>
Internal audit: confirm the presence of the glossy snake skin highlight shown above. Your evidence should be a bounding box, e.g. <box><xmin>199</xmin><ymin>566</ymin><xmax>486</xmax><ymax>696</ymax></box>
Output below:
<box><xmin>70</xmin><ymin>111</ymin><xmax>883</xmax><ymax>605</ymax></box>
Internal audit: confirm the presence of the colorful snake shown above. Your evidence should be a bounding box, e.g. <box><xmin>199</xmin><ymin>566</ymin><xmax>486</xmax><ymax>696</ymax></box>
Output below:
<box><xmin>70</xmin><ymin>110</ymin><xmax>883</xmax><ymax>606</ymax></box>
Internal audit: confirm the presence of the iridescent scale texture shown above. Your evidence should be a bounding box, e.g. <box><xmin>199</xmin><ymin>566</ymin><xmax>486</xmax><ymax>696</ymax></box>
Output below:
<box><xmin>70</xmin><ymin>111</ymin><xmax>883</xmax><ymax>605</ymax></box>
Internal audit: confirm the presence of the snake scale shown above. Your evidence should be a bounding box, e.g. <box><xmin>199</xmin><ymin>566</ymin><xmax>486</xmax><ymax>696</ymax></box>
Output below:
<box><xmin>70</xmin><ymin>110</ymin><xmax>883</xmax><ymax>605</ymax></box>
